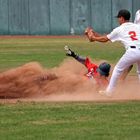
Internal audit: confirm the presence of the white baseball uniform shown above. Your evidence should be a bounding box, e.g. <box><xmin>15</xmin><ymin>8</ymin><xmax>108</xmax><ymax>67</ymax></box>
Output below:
<box><xmin>106</xmin><ymin>22</ymin><xmax>140</xmax><ymax>93</ymax></box>
<box><xmin>134</xmin><ymin>10</ymin><xmax>140</xmax><ymax>25</ymax></box>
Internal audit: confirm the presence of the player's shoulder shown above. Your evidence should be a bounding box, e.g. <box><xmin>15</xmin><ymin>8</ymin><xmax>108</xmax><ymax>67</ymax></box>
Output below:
<box><xmin>122</xmin><ymin>22</ymin><xmax>137</xmax><ymax>27</ymax></box>
<box><xmin>109</xmin><ymin>25</ymin><xmax>121</xmax><ymax>35</ymax></box>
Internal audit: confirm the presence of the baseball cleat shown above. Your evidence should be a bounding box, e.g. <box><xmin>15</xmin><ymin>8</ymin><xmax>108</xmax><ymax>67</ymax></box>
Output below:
<box><xmin>64</xmin><ymin>45</ymin><xmax>73</xmax><ymax>56</ymax></box>
<box><xmin>98</xmin><ymin>90</ymin><xmax>112</xmax><ymax>97</ymax></box>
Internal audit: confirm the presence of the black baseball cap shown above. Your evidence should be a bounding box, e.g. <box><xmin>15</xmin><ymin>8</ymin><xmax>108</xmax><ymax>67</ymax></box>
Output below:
<box><xmin>97</xmin><ymin>62</ymin><xmax>111</xmax><ymax>77</ymax></box>
<box><xmin>116</xmin><ymin>9</ymin><xmax>131</xmax><ymax>20</ymax></box>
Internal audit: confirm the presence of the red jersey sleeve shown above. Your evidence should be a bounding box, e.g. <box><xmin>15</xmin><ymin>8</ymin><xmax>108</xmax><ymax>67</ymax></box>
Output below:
<box><xmin>85</xmin><ymin>57</ymin><xmax>98</xmax><ymax>73</ymax></box>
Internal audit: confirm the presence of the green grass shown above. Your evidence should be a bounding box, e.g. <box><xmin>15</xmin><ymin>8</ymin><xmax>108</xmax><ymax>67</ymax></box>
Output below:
<box><xmin>0</xmin><ymin>37</ymin><xmax>139</xmax><ymax>139</ymax></box>
<box><xmin>0</xmin><ymin>102</ymin><xmax>140</xmax><ymax>140</ymax></box>
<box><xmin>0</xmin><ymin>37</ymin><xmax>124</xmax><ymax>70</ymax></box>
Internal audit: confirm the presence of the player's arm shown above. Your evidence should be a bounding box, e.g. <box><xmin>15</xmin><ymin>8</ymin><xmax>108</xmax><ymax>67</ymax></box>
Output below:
<box><xmin>85</xmin><ymin>27</ymin><xmax>109</xmax><ymax>42</ymax></box>
<box><xmin>91</xmin><ymin>35</ymin><xmax>109</xmax><ymax>42</ymax></box>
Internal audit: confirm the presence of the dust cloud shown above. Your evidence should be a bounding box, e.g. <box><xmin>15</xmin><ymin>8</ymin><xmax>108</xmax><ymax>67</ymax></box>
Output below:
<box><xmin>0</xmin><ymin>59</ymin><xmax>140</xmax><ymax>102</ymax></box>
<box><xmin>0</xmin><ymin>59</ymin><xmax>97</xmax><ymax>99</ymax></box>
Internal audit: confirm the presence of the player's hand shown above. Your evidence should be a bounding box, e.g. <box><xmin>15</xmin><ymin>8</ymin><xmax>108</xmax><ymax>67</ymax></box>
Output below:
<box><xmin>84</xmin><ymin>27</ymin><xmax>93</xmax><ymax>35</ymax></box>
<box><xmin>84</xmin><ymin>27</ymin><xmax>94</xmax><ymax>42</ymax></box>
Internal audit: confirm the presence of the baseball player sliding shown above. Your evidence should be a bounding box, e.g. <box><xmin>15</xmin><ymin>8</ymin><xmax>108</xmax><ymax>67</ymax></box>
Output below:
<box><xmin>64</xmin><ymin>45</ymin><xmax>111</xmax><ymax>90</ymax></box>
<box><xmin>85</xmin><ymin>9</ymin><xmax>140</xmax><ymax>96</ymax></box>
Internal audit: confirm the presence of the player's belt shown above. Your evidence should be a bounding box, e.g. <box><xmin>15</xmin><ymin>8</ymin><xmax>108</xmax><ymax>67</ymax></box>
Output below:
<box><xmin>130</xmin><ymin>46</ymin><xmax>140</xmax><ymax>50</ymax></box>
<box><xmin>130</xmin><ymin>46</ymin><xmax>136</xmax><ymax>48</ymax></box>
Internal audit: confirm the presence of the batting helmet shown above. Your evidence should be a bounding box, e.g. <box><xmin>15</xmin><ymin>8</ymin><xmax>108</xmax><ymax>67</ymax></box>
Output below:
<box><xmin>97</xmin><ymin>62</ymin><xmax>111</xmax><ymax>77</ymax></box>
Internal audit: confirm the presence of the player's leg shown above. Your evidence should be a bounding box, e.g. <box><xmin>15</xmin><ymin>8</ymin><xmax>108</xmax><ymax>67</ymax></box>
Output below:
<box><xmin>106</xmin><ymin>52</ymin><xmax>135</xmax><ymax>93</ymax></box>
<box><xmin>120</xmin><ymin>65</ymin><xmax>133</xmax><ymax>80</ymax></box>
<box><xmin>136</xmin><ymin>61</ymin><xmax>140</xmax><ymax>82</ymax></box>
<box><xmin>64</xmin><ymin>46</ymin><xmax>86</xmax><ymax>64</ymax></box>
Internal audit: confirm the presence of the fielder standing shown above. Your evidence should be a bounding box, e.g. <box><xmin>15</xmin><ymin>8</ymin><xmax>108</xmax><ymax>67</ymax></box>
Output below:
<box><xmin>85</xmin><ymin>9</ymin><xmax>140</xmax><ymax>96</ymax></box>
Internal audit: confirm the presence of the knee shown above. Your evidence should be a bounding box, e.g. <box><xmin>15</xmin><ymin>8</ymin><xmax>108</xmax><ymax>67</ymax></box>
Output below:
<box><xmin>113</xmin><ymin>66</ymin><xmax>123</xmax><ymax>76</ymax></box>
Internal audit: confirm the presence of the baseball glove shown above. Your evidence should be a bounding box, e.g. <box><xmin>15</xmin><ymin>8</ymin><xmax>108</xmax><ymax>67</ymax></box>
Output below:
<box><xmin>85</xmin><ymin>27</ymin><xmax>101</xmax><ymax>41</ymax></box>
<box><xmin>84</xmin><ymin>27</ymin><xmax>95</xmax><ymax>42</ymax></box>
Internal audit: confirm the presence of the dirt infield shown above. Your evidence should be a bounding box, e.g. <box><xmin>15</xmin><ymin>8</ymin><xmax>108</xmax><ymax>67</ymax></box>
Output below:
<box><xmin>0</xmin><ymin>59</ymin><xmax>140</xmax><ymax>103</ymax></box>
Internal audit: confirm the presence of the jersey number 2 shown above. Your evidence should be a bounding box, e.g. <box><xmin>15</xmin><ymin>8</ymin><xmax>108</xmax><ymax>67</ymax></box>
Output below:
<box><xmin>129</xmin><ymin>31</ymin><xmax>138</xmax><ymax>41</ymax></box>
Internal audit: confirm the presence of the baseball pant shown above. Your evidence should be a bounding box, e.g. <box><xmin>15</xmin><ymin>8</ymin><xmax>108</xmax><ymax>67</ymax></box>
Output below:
<box><xmin>106</xmin><ymin>48</ymin><xmax>140</xmax><ymax>93</ymax></box>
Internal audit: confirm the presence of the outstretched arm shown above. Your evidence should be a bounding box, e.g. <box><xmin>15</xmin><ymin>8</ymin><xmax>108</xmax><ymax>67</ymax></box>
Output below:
<box><xmin>85</xmin><ymin>27</ymin><xmax>109</xmax><ymax>42</ymax></box>
<box><xmin>64</xmin><ymin>46</ymin><xmax>86</xmax><ymax>64</ymax></box>
<box><xmin>91</xmin><ymin>35</ymin><xmax>109</xmax><ymax>42</ymax></box>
